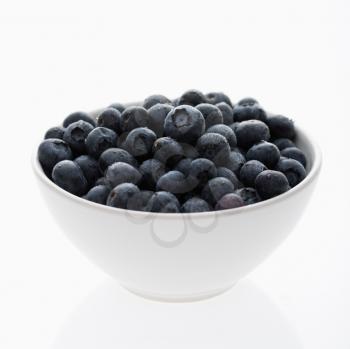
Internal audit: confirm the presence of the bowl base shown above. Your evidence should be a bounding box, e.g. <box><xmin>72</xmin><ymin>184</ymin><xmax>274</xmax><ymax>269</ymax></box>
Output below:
<box><xmin>122</xmin><ymin>284</ymin><xmax>236</xmax><ymax>303</ymax></box>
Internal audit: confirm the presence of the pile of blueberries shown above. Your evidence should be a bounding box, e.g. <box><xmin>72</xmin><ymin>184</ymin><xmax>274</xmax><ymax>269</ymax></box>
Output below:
<box><xmin>38</xmin><ymin>90</ymin><xmax>307</xmax><ymax>213</ymax></box>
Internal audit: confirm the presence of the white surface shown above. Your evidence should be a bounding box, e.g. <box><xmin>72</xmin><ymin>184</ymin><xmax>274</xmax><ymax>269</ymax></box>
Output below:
<box><xmin>0</xmin><ymin>0</ymin><xmax>349</xmax><ymax>348</ymax></box>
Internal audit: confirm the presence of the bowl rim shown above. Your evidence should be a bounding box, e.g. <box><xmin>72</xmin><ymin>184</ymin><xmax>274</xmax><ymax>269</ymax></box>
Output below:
<box><xmin>32</xmin><ymin>125</ymin><xmax>322</xmax><ymax>220</ymax></box>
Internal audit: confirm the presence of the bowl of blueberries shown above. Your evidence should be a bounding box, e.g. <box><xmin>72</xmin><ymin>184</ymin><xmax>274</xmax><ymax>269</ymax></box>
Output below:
<box><xmin>33</xmin><ymin>90</ymin><xmax>321</xmax><ymax>302</ymax></box>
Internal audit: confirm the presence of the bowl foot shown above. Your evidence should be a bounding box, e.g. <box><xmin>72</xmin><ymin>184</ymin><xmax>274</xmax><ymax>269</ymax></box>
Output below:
<box><xmin>122</xmin><ymin>284</ymin><xmax>236</xmax><ymax>303</ymax></box>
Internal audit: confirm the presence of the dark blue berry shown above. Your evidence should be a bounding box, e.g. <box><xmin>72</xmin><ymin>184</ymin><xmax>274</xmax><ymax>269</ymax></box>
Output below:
<box><xmin>99</xmin><ymin>148</ymin><xmax>137</xmax><ymax>173</ymax></box>
<box><xmin>224</xmin><ymin>149</ymin><xmax>246</xmax><ymax>175</ymax></box>
<box><xmin>189</xmin><ymin>158</ymin><xmax>217</xmax><ymax>187</ymax></box>
<box><xmin>233</xmin><ymin>102</ymin><xmax>267</xmax><ymax>122</ymax></box>
<box><xmin>239</xmin><ymin>160</ymin><xmax>267</xmax><ymax>187</ymax></box>
<box><xmin>246</xmin><ymin>141</ymin><xmax>280</xmax><ymax>168</ymax></box>
<box><xmin>63</xmin><ymin>111</ymin><xmax>96</xmax><ymax>128</ymax></box>
<box><xmin>74</xmin><ymin>155</ymin><xmax>101</xmax><ymax>186</ymax></box>
<box><xmin>97</xmin><ymin>108</ymin><xmax>122</xmax><ymax>134</ymax></box>
<box><xmin>139</xmin><ymin>159</ymin><xmax>166</xmax><ymax>190</ymax></box>
<box><xmin>174</xmin><ymin>158</ymin><xmax>192</xmax><ymax>175</ymax></box>
<box><xmin>255</xmin><ymin>170</ymin><xmax>290</xmax><ymax>199</ymax></box>
<box><xmin>235</xmin><ymin>187</ymin><xmax>260</xmax><ymax>205</ymax></box>
<box><xmin>95</xmin><ymin>177</ymin><xmax>110</xmax><ymax>187</ymax></box>
<box><xmin>146</xmin><ymin>191</ymin><xmax>180</xmax><ymax>213</ymax></box>
<box><xmin>105</xmin><ymin>162</ymin><xmax>142</xmax><ymax>188</ymax></box>
<box><xmin>84</xmin><ymin>185</ymin><xmax>110</xmax><ymax>204</ymax></box>
<box><xmin>206</xmin><ymin>92</ymin><xmax>233</xmax><ymax>107</ymax></box>
<box><xmin>107</xmin><ymin>183</ymin><xmax>140</xmax><ymax>209</ymax></box>
<box><xmin>44</xmin><ymin>126</ymin><xmax>65</xmax><ymax>140</ymax></box>
<box><xmin>157</xmin><ymin>171</ymin><xmax>196</xmax><ymax>194</ymax></box>
<box><xmin>273</xmin><ymin>138</ymin><xmax>296</xmax><ymax>150</ymax></box>
<box><xmin>178</xmin><ymin>89</ymin><xmax>207</xmax><ymax>106</ymax></box>
<box><xmin>229</xmin><ymin>122</ymin><xmax>240</xmax><ymax>133</ymax></box>
<box><xmin>108</xmin><ymin>102</ymin><xmax>126</xmax><ymax>113</ymax></box>
<box><xmin>153</xmin><ymin>137</ymin><xmax>184</xmax><ymax>166</ymax></box>
<box><xmin>85</xmin><ymin>127</ymin><xmax>118</xmax><ymax>158</ymax></box>
<box><xmin>147</xmin><ymin>104</ymin><xmax>173</xmax><ymax>137</ymax></box>
<box><xmin>182</xmin><ymin>143</ymin><xmax>199</xmax><ymax>159</ymax></box>
<box><xmin>237</xmin><ymin>97</ymin><xmax>258</xmax><ymax>106</ymax></box>
<box><xmin>196</xmin><ymin>103</ymin><xmax>223</xmax><ymax>129</ymax></box>
<box><xmin>217</xmin><ymin>167</ymin><xmax>242</xmax><ymax>188</ymax></box>
<box><xmin>201</xmin><ymin>177</ymin><xmax>235</xmax><ymax>205</ymax></box>
<box><xmin>266</xmin><ymin>115</ymin><xmax>295</xmax><ymax>139</ymax></box>
<box><xmin>235</xmin><ymin>120</ymin><xmax>270</xmax><ymax>149</ymax></box>
<box><xmin>126</xmin><ymin>190</ymin><xmax>154</xmax><ymax>211</ymax></box>
<box><xmin>121</xmin><ymin>106</ymin><xmax>149</xmax><ymax>132</ymax></box>
<box><xmin>216</xmin><ymin>102</ymin><xmax>234</xmax><ymax>125</ymax></box>
<box><xmin>275</xmin><ymin>158</ymin><xmax>306</xmax><ymax>187</ymax></box>
<box><xmin>164</xmin><ymin>105</ymin><xmax>205</xmax><ymax>144</ymax></box>
<box><xmin>52</xmin><ymin>160</ymin><xmax>88</xmax><ymax>196</ymax></box>
<box><xmin>143</xmin><ymin>94</ymin><xmax>171</xmax><ymax>109</ymax></box>
<box><xmin>123</xmin><ymin>127</ymin><xmax>156</xmax><ymax>158</ymax></box>
<box><xmin>38</xmin><ymin>139</ymin><xmax>73</xmax><ymax>176</ymax></box>
<box><xmin>181</xmin><ymin>197</ymin><xmax>212</xmax><ymax>213</ymax></box>
<box><xmin>196</xmin><ymin>133</ymin><xmax>230</xmax><ymax>166</ymax></box>
<box><xmin>280</xmin><ymin>147</ymin><xmax>307</xmax><ymax>168</ymax></box>
<box><xmin>215</xmin><ymin>193</ymin><xmax>244</xmax><ymax>210</ymax></box>
<box><xmin>63</xmin><ymin>120</ymin><xmax>94</xmax><ymax>154</ymax></box>
<box><xmin>206</xmin><ymin>124</ymin><xmax>237</xmax><ymax>148</ymax></box>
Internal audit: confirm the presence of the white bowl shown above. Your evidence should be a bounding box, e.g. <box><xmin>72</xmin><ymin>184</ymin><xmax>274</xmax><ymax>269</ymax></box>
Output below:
<box><xmin>33</xmin><ymin>118</ymin><xmax>322</xmax><ymax>302</ymax></box>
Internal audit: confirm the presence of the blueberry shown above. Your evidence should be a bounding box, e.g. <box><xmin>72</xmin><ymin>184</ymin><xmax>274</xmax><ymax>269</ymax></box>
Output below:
<box><xmin>38</xmin><ymin>139</ymin><xmax>73</xmax><ymax>176</ymax></box>
<box><xmin>266</xmin><ymin>115</ymin><xmax>295</xmax><ymax>140</ymax></box>
<box><xmin>146</xmin><ymin>191</ymin><xmax>180</xmax><ymax>213</ymax></box>
<box><xmin>99</xmin><ymin>148</ymin><xmax>138</xmax><ymax>173</ymax></box>
<box><xmin>108</xmin><ymin>102</ymin><xmax>126</xmax><ymax>113</ymax></box>
<box><xmin>97</xmin><ymin>108</ymin><xmax>122</xmax><ymax>134</ymax></box>
<box><xmin>224</xmin><ymin>149</ymin><xmax>246</xmax><ymax>174</ymax></box>
<box><xmin>74</xmin><ymin>155</ymin><xmax>101</xmax><ymax>186</ymax></box>
<box><xmin>237</xmin><ymin>97</ymin><xmax>258</xmax><ymax>106</ymax></box>
<box><xmin>153</xmin><ymin>137</ymin><xmax>184</xmax><ymax>166</ymax></box>
<box><xmin>52</xmin><ymin>160</ymin><xmax>88</xmax><ymax>196</ymax></box>
<box><xmin>157</xmin><ymin>171</ymin><xmax>196</xmax><ymax>194</ymax></box>
<box><xmin>205</xmin><ymin>92</ymin><xmax>233</xmax><ymax>107</ymax></box>
<box><xmin>63</xmin><ymin>111</ymin><xmax>96</xmax><ymax>128</ymax></box>
<box><xmin>85</xmin><ymin>127</ymin><xmax>118</xmax><ymax>158</ymax></box>
<box><xmin>255</xmin><ymin>170</ymin><xmax>290</xmax><ymax>199</ymax></box>
<box><xmin>126</xmin><ymin>190</ymin><xmax>154</xmax><ymax>211</ymax></box>
<box><xmin>196</xmin><ymin>103</ymin><xmax>223</xmax><ymax>129</ymax></box>
<box><xmin>121</xmin><ymin>106</ymin><xmax>149</xmax><ymax>132</ymax></box>
<box><xmin>173</xmin><ymin>158</ymin><xmax>191</xmax><ymax>175</ymax></box>
<box><xmin>216</xmin><ymin>102</ymin><xmax>234</xmax><ymax>125</ymax></box>
<box><xmin>182</xmin><ymin>143</ymin><xmax>199</xmax><ymax>159</ymax></box>
<box><xmin>84</xmin><ymin>185</ymin><xmax>110</xmax><ymax>204</ymax></box>
<box><xmin>143</xmin><ymin>94</ymin><xmax>171</xmax><ymax>109</ymax></box>
<box><xmin>215</xmin><ymin>193</ymin><xmax>244</xmax><ymax>210</ymax></box>
<box><xmin>178</xmin><ymin>89</ymin><xmax>207</xmax><ymax>106</ymax></box>
<box><xmin>147</xmin><ymin>103</ymin><xmax>173</xmax><ymax>137</ymax></box>
<box><xmin>189</xmin><ymin>158</ymin><xmax>217</xmax><ymax>187</ymax></box>
<box><xmin>44</xmin><ymin>126</ymin><xmax>65</xmax><ymax>140</ymax></box>
<box><xmin>235</xmin><ymin>120</ymin><xmax>270</xmax><ymax>149</ymax></box>
<box><xmin>235</xmin><ymin>187</ymin><xmax>260</xmax><ymax>205</ymax></box>
<box><xmin>105</xmin><ymin>162</ymin><xmax>142</xmax><ymax>188</ymax></box>
<box><xmin>246</xmin><ymin>141</ymin><xmax>280</xmax><ymax>168</ymax></box>
<box><xmin>181</xmin><ymin>197</ymin><xmax>212</xmax><ymax>213</ymax></box>
<box><xmin>229</xmin><ymin>122</ymin><xmax>240</xmax><ymax>133</ymax></box>
<box><xmin>233</xmin><ymin>102</ymin><xmax>267</xmax><ymax>122</ymax></box>
<box><xmin>164</xmin><ymin>105</ymin><xmax>205</xmax><ymax>144</ymax></box>
<box><xmin>107</xmin><ymin>183</ymin><xmax>140</xmax><ymax>209</ymax></box>
<box><xmin>280</xmin><ymin>147</ymin><xmax>307</xmax><ymax>168</ymax></box>
<box><xmin>273</xmin><ymin>138</ymin><xmax>296</xmax><ymax>151</ymax></box>
<box><xmin>139</xmin><ymin>159</ymin><xmax>166</xmax><ymax>190</ymax></box>
<box><xmin>217</xmin><ymin>167</ymin><xmax>242</xmax><ymax>188</ymax></box>
<box><xmin>123</xmin><ymin>127</ymin><xmax>156</xmax><ymax>158</ymax></box>
<box><xmin>275</xmin><ymin>158</ymin><xmax>306</xmax><ymax>187</ymax></box>
<box><xmin>201</xmin><ymin>177</ymin><xmax>235</xmax><ymax>205</ymax></box>
<box><xmin>206</xmin><ymin>124</ymin><xmax>237</xmax><ymax>148</ymax></box>
<box><xmin>63</xmin><ymin>120</ymin><xmax>94</xmax><ymax>154</ymax></box>
<box><xmin>239</xmin><ymin>160</ymin><xmax>267</xmax><ymax>187</ymax></box>
<box><xmin>95</xmin><ymin>177</ymin><xmax>110</xmax><ymax>187</ymax></box>
<box><xmin>196</xmin><ymin>133</ymin><xmax>230</xmax><ymax>166</ymax></box>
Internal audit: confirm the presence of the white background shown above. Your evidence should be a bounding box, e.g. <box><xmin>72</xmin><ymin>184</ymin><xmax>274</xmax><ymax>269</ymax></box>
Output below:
<box><xmin>0</xmin><ymin>0</ymin><xmax>349</xmax><ymax>348</ymax></box>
